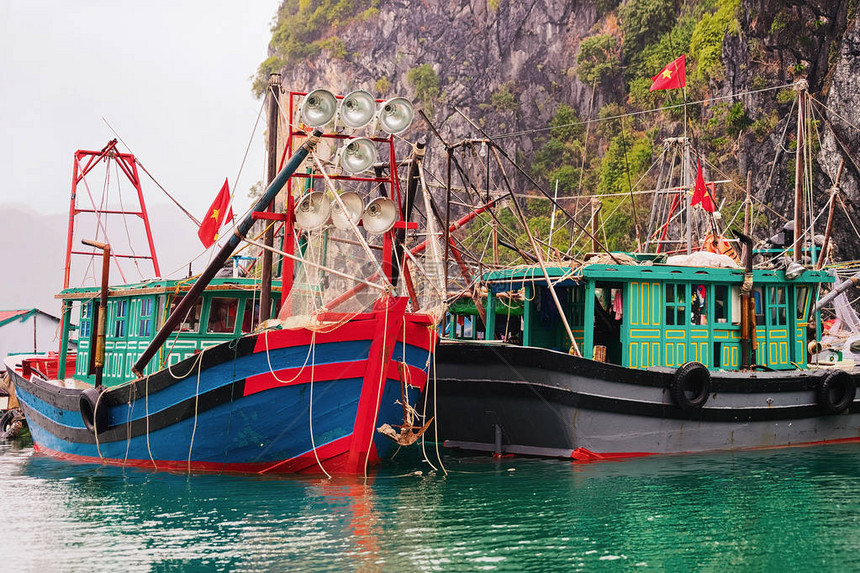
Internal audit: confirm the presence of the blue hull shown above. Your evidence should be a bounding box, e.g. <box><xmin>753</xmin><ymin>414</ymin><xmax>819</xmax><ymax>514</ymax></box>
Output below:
<box><xmin>6</xmin><ymin>312</ymin><xmax>435</xmax><ymax>474</ymax></box>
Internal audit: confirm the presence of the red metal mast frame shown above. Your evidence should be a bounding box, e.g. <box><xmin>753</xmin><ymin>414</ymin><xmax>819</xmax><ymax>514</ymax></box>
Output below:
<box><xmin>258</xmin><ymin>91</ymin><xmax>414</xmax><ymax>313</ymax></box>
<box><xmin>63</xmin><ymin>139</ymin><xmax>161</xmax><ymax>289</ymax></box>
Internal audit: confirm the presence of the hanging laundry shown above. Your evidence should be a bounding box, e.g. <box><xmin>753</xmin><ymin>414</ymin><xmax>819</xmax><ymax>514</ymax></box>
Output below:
<box><xmin>612</xmin><ymin>290</ymin><xmax>623</xmax><ymax>320</ymax></box>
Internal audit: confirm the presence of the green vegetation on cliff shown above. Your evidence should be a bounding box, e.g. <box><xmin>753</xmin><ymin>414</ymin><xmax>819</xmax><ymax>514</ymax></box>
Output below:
<box><xmin>252</xmin><ymin>0</ymin><xmax>379</xmax><ymax>96</ymax></box>
<box><xmin>407</xmin><ymin>64</ymin><xmax>441</xmax><ymax>111</ymax></box>
<box><xmin>530</xmin><ymin>0</ymin><xmax>744</xmax><ymax>252</ymax></box>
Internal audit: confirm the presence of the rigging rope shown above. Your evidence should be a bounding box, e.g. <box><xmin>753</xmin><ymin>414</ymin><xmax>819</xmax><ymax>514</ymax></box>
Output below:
<box><xmin>491</xmin><ymin>82</ymin><xmax>800</xmax><ymax>140</ymax></box>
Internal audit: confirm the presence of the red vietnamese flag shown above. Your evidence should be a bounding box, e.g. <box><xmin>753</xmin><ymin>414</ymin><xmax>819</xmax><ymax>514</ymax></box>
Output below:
<box><xmin>650</xmin><ymin>54</ymin><xmax>686</xmax><ymax>91</ymax></box>
<box><xmin>197</xmin><ymin>178</ymin><xmax>234</xmax><ymax>248</ymax></box>
<box><xmin>691</xmin><ymin>159</ymin><xmax>716</xmax><ymax>213</ymax></box>
<box><xmin>704</xmin><ymin>182</ymin><xmax>717</xmax><ymax>212</ymax></box>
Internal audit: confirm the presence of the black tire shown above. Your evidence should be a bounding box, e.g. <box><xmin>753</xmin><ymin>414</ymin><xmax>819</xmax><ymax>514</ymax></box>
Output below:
<box><xmin>80</xmin><ymin>387</ymin><xmax>108</xmax><ymax>433</ymax></box>
<box><xmin>817</xmin><ymin>370</ymin><xmax>856</xmax><ymax>415</ymax></box>
<box><xmin>670</xmin><ymin>362</ymin><xmax>711</xmax><ymax>412</ymax></box>
<box><xmin>0</xmin><ymin>409</ymin><xmax>15</xmax><ymax>434</ymax></box>
<box><xmin>0</xmin><ymin>408</ymin><xmax>26</xmax><ymax>440</ymax></box>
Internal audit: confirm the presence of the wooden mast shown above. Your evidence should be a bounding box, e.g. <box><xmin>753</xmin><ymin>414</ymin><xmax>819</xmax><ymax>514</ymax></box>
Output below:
<box><xmin>259</xmin><ymin>73</ymin><xmax>282</xmax><ymax>323</ymax></box>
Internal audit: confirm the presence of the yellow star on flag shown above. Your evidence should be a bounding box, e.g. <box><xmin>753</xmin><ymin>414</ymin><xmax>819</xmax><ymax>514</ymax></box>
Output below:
<box><xmin>650</xmin><ymin>54</ymin><xmax>686</xmax><ymax>92</ymax></box>
<box><xmin>210</xmin><ymin>208</ymin><xmax>220</xmax><ymax>220</ymax></box>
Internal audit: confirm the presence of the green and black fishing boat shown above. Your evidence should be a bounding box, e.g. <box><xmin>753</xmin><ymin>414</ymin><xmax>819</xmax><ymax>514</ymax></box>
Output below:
<box><xmin>430</xmin><ymin>83</ymin><xmax>859</xmax><ymax>460</ymax></box>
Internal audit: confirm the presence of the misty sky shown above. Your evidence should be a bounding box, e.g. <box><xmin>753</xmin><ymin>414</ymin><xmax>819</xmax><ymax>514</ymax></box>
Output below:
<box><xmin>0</xmin><ymin>0</ymin><xmax>281</xmax><ymax>217</ymax></box>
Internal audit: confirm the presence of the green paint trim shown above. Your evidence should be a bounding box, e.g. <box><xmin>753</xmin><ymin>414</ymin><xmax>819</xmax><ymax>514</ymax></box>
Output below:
<box><xmin>482</xmin><ymin>263</ymin><xmax>833</xmax><ymax>286</ymax></box>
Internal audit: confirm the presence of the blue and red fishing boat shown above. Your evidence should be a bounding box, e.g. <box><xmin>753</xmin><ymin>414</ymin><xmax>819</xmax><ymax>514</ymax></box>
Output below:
<box><xmin>5</xmin><ymin>86</ymin><xmax>442</xmax><ymax>475</ymax></box>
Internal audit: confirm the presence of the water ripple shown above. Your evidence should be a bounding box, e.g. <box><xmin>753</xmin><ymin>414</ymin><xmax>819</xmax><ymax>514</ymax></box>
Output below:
<box><xmin>2</xmin><ymin>439</ymin><xmax>860</xmax><ymax>570</ymax></box>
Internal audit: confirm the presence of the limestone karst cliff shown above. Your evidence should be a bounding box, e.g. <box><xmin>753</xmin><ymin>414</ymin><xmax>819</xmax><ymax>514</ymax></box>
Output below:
<box><xmin>258</xmin><ymin>0</ymin><xmax>860</xmax><ymax>258</ymax></box>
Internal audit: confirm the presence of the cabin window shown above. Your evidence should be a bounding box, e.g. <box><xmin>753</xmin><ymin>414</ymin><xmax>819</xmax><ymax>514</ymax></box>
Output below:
<box><xmin>665</xmin><ymin>283</ymin><xmax>686</xmax><ymax>326</ymax></box>
<box><xmin>714</xmin><ymin>285</ymin><xmax>728</xmax><ymax>324</ymax></box>
<box><xmin>242</xmin><ymin>298</ymin><xmax>259</xmax><ymax>333</ymax></box>
<box><xmin>208</xmin><ymin>298</ymin><xmax>239</xmax><ymax>334</ymax></box>
<box><xmin>731</xmin><ymin>286</ymin><xmax>742</xmax><ymax>325</ymax></box>
<box><xmin>753</xmin><ymin>287</ymin><xmax>764</xmax><ymax>326</ymax></box>
<box><xmin>796</xmin><ymin>286</ymin><xmax>809</xmax><ymax>320</ymax></box>
<box><xmin>768</xmin><ymin>286</ymin><xmax>788</xmax><ymax>326</ymax></box>
<box><xmin>138</xmin><ymin>298</ymin><xmax>153</xmax><ymax>338</ymax></box>
<box><xmin>456</xmin><ymin>315</ymin><xmax>473</xmax><ymax>339</ymax></box>
<box><xmin>476</xmin><ymin>321</ymin><xmax>485</xmax><ymax>340</ymax></box>
<box><xmin>170</xmin><ymin>296</ymin><xmax>203</xmax><ymax>332</ymax></box>
<box><xmin>80</xmin><ymin>301</ymin><xmax>92</xmax><ymax>338</ymax></box>
<box><xmin>692</xmin><ymin>284</ymin><xmax>707</xmax><ymax>325</ymax></box>
<box><xmin>113</xmin><ymin>299</ymin><xmax>127</xmax><ymax>338</ymax></box>
<box><xmin>570</xmin><ymin>286</ymin><xmax>585</xmax><ymax>326</ymax></box>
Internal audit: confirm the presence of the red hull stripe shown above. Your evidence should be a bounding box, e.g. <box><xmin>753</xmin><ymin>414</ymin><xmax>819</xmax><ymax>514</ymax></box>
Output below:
<box><xmin>252</xmin><ymin>317</ymin><xmax>437</xmax><ymax>354</ymax></box>
<box><xmin>316</xmin><ymin>310</ymin><xmax>437</xmax><ymax>327</ymax></box>
<box><xmin>385</xmin><ymin>362</ymin><xmax>428</xmax><ymax>390</ymax></box>
<box><xmin>253</xmin><ymin>323</ymin><xmax>372</xmax><ymax>353</ymax></box>
<box><xmin>32</xmin><ymin>434</ymin><xmax>374</xmax><ymax>476</ymax></box>
<box><xmin>244</xmin><ymin>360</ymin><xmax>367</xmax><ymax>395</ymax></box>
<box><xmin>243</xmin><ymin>360</ymin><xmax>429</xmax><ymax>397</ymax></box>
<box><xmin>571</xmin><ymin>435</ymin><xmax>860</xmax><ymax>462</ymax></box>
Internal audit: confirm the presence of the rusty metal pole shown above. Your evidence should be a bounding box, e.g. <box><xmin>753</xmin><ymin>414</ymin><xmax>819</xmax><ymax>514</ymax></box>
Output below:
<box><xmin>259</xmin><ymin>73</ymin><xmax>281</xmax><ymax>323</ymax></box>
<box><xmin>444</xmin><ymin>149</ymin><xmax>452</xmax><ymax>296</ymax></box>
<box><xmin>743</xmin><ymin>171</ymin><xmax>751</xmax><ymax>263</ymax></box>
<box><xmin>82</xmin><ymin>239</ymin><xmax>110</xmax><ymax>389</ymax></box>
<box><xmin>793</xmin><ymin>83</ymin><xmax>807</xmax><ymax>262</ymax></box>
<box><xmin>735</xmin><ymin>232</ymin><xmax>754</xmax><ymax>369</ymax></box>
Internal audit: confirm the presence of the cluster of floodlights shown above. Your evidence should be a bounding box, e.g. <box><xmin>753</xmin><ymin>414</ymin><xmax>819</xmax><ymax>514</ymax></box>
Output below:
<box><xmin>297</xmin><ymin>88</ymin><xmax>414</xmax><ymax>174</ymax></box>
<box><xmin>293</xmin><ymin>89</ymin><xmax>414</xmax><ymax>235</ymax></box>
<box><xmin>295</xmin><ymin>190</ymin><xmax>398</xmax><ymax>234</ymax></box>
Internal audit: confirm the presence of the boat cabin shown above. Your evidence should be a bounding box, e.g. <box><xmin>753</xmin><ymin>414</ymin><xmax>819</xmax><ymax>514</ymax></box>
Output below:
<box><xmin>56</xmin><ymin>278</ymin><xmax>279</xmax><ymax>387</ymax></box>
<box><xmin>445</xmin><ymin>261</ymin><xmax>833</xmax><ymax>371</ymax></box>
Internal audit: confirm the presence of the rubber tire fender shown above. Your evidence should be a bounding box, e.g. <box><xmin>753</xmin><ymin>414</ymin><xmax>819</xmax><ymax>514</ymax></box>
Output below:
<box><xmin>80</xmin><ymin>387</ymin><xmax>109</xmax><ymax>434</ymax></box>
<box><xmin>0</xmin><ymin>408</ymin><xmax>25</xmax><ymax>440</ymax></box>
<box><xmin>670</xmin><ymin>362</ymin><xmax>711</xmax><ymax>412</ymax></box>
<box><xmin>0</xmin><ymin>409</ymin><xmax>15</xmax><ymax>435</ymax></box>
<box><xmin>817</xmin><ymin>370</ymin><xmax>856</xmax><ymax>415</ymax></box>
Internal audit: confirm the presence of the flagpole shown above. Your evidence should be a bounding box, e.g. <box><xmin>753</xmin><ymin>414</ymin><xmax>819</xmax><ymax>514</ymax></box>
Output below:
<box><xmin>683</xmin><ymin>85</ymin><xmax>692</xmax><ymax>254</ymax></box>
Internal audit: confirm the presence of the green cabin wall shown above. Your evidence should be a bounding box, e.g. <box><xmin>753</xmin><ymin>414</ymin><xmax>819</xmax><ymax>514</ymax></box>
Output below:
<box><xmin>68</xmin><ymin>280</ymin><xmax>279</xmax><ymax>388</ymax></box>
<box><xmin>449</xmin><ymin>264</ymin><xmax>832</xmax><ymax>373</ymax></box>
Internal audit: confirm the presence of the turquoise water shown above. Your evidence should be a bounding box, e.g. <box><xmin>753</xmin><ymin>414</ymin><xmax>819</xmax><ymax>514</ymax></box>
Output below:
<box><xmin>1</xmin><ymin>437</ymin><xmax>860</xmax><ymax>571</ymax></box>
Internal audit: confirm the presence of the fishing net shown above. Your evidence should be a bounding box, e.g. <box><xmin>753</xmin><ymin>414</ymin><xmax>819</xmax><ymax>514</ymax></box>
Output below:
<box><xmin>277</xmin><ymin>152</ymin><xmax>446</xmax><ymax>329</ymax></box>
<box><xmin>831</xmin><ymin>281</ymin><xmax>860</xmax><ymax>334</ymax></box>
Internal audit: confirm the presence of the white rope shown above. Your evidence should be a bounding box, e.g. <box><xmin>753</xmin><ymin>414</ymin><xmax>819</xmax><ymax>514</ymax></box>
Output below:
<box><xmin>93</xmin><ymin>389</ymin><xmax>105</xmax><ymax>460</ymax></box>
<box><xmin>311</xmin><ymin>153</ymin><xmax>391</xmax><ymax>288</ymax></box>
<box><xmin>186</xmin><ymin>347</ymin><xmax>206</xmax><ymax>473</ymax></box>
<box><xmin>262</xmin><ymin>327</ymin><xmax>314</xmax><ymax>384</ymax></box>
<box><xmin>364</xmin><ymin>298</ymin><xmax>391</xmax><ymax>480</ymax></box>
<box><xmin>145</xmin><ymin>373</ymin><xmax>157</xmax><ymax>470</ymax></box>
<box><xmin>493</xmin><ymin>81</ymin><xmax>802</xmax><ymax>140</ymax></box>
<box><xmin>430</xmin><ymin>342</ymin><xmax>447</xmax><ymax>475</ymax></box>
<box><xmin>307</xmin><ymin>331</ymin><xmax>331</xmax><ymax>478</ymax></box>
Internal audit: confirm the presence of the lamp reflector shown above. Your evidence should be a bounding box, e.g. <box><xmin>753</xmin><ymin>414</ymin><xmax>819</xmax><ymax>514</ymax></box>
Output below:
<box><xmin>361</xmin><ymin>197</ymin><xmax>397</xmax><ymax>235</ymax></box>
<box><xmin>377</xmin><ymin>97</ymin><xmax>414</xmax><ymax>134</ymax></box>
<box><xmin>785</xmin><ymin>260</ymin><xmax>805</xmax><ymax>280</ymax></box>
<box><xmin>339</xmin><ymin>90</ymin><xmax>377</xmax><ymax>129</ymax></box>
<box><xmin>295</xmin><ymin>192</ymin><xmax>332</xmax><ymax>231</ymax></box>
<box><xmin>330</xmin><ymin>191</ymin><xmax>364</xmax><ymax>230</ymax></box>
<box><xmin>299</xmin><ymin>89</ymin><xmax>337</xmax><ymax>128</ymax></box>
<box><xmin>339</xmin><ymin>137</ymin><xmax>377</xmax><ymax>174</ymax></box>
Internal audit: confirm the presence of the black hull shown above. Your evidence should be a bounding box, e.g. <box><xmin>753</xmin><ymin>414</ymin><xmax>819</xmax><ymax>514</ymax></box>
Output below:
<box><xmin>431</xmin><ymin>341</ymin><xmax>860</xmax><ymax>458</ymax></box>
